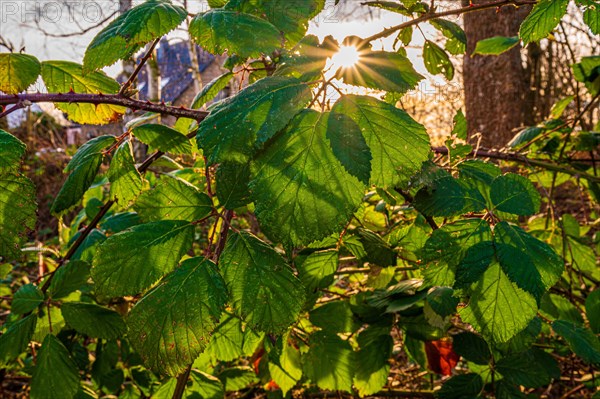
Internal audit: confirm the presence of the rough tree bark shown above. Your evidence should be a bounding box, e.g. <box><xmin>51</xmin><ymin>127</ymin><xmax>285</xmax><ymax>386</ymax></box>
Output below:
<box><xmin>462</xmin><ymin>0</ymin><xmax>533</xmax><ymax>147</ymax></box>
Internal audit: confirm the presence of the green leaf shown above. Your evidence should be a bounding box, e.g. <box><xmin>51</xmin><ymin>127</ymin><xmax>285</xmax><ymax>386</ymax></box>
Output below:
<box><xmin>100</xmin><ymin>212</ymin><xmax>141</xmax><ymax>234</ymax></box>
<box><xmin>12</xmin><ymin>284</ymin><xmax>44</xmax><ymax>314</ymax></box>
<box><xmin>205</xmin><ymin>315</ymin><xmax>264</xmax><ymax>362</ymax></box>
<box><xmin>519</xmin><ymin>0</ymin><xmax>569</xmax><ymax>43</ymax></box>
<box><xmin>430</xmin><ymin>19</ymin><xmax>467</xmax><ymax>55</ymax></box>
<box><xmin>215</xmin><ymin>162</ymin><xmax>252</xmax><ymax>210</ymax></box>
<box><xmin>494</xmin><ymin>222</ymin><xmax>563</xmax><ymax>301</ymax></box>
<box><xmin>473</xmin><ymin>36</ymin><xmax>520</xmax><ymax>56</ymax></box>
<box><xmin>426</xmin><ymin>287</ymin><xmax>459</xmax><ymax>318</ymax></box>
<box><xmin>303</xmin><ymin>331</ymin><xmax>355</xmax><ymax>392</ymax></box>
<box><xmin>550</xmin><ymin>95</ymin><xmax>574</xmax><ymax>119</ymax></box>
<box><xmin>0</xmin><ymin>129</ymin><xmax>26</xmax><ymax>170</ymax></box>
<box><xmin>189</xmin><ymin>370</ymin><xmax>225</xmax><ymax>399</ymax></box>
<box><xmin>0</xmin><ymin>314</ymin><xmax>37</xmax><ymax>365</ymax></box>
<box><xmin>552</xmin><ymin>320</ymin><xmax>600</xmax><ymax>365</ymax></box>
<box><xmin>496</xmin><ymin>348</ymin><xmax>560</xmax><ymax>388</ymax></box>
<box><xmin>572</xmin><ymin>56</ymin><xmax>600</xmax><ymax>96</ymax></box>
<box><xmin>0</xmin><ymin>53</ymin><xmax>40</xmax><ymax>94</ymax></box>
<box><xmin>40</xmin><ymin>61</ymin><xmax>125</xmax><ymax>124</ymax></box>
<box><xmin>490</xmin><ymin>173</ymin><xmax>541</xmax><ymax>216</ymax></box>
<box><xmin>508</xmin><ymin>126</ymin><xmax>544</xmax><ymax>148</ymax></box>
<box><xmin>91</xmin><ymin>220</ymin><xmax>194</xmax><ymax>297</ymax></box>
<box><xmin>353</xmin><ymin>330</ymin><xmax>392</xmax><ymax>396</ymax></box>
<box><xmin>414</xmin><ymin>176</ymin><xmax>486</xmax><ymax>217</ymax></box>
<box><xmin>218</xmin><ymin>366</ymin><xmax>258</xmax><ymax>391</ymax></box>
<box><xmin>584</xmin><ymin>4</ymin><xmax>600</xmax><ymax>34</ymax></box>
<box><xmin>191</xmin><ymin>72</ymin><xmax>234</xmax><ymax>109</ymax></box>
<box><xmin>396</xmin><ymin>26</ymin><xmax>413</xmax><ymax>46</ymax></box>
<box><xmin>310</xmin><ymin>301</ymin><xmax>360</xmax><ymax>333</ymax></box>
<box><xmin>296</xmin><ymin>249</ymin><xmax>339</xmax><ymax>291</ymax></box>
<box><xmin>108</xmin><ymin>140</ymin><xmax>144</xmax><ymax>207</ymax></box>
<box><xmin>436</xmin><ymin>373</ymin><xmax>483</xmax><ymax>399</ymax></box>
<box><xmin>451</xmin><ymin>110</ymin><xmax>467</xmax><ymax>140</ymax></box>
<box><xmin>268</xmin><ymin>335</ymin><xmax>303</xmax><ymax>395</ymax></box>
<box><xmin>225</xmin><ymin>0</ymin><xmax>324</xmax><ymax>46</ymax></box>
<box><xmin>330</xmin><ymin>95</ymin><xmax>430</xmax><ymax>188</ymax></box>
<box><xmin>47</xmin><ymin>261</ymin><xmax>90</xmax><ymax>299</ymax></box>
<box><xmin>30</xmin><ymin>335</ymin><xmax>80</xmax><ymax>399</ymax></box>
<box><xmin>250</xmin><ymin>110</ymin><xmax>364</xmax><ymax>246</ymax></box>
<box><xmin>422</xmin><ymin>219</ymin><xmax>492</xmax><ymax>287</ymax></box>
<box><xmin>198</xmin><ymin>76</ymin><xmax>311</xmax><ymax>165</ymax></box>
<box><xmin>452</xmin><ymin>331</ymin><xmax>491</xmax><ymax>365</ymax></box>
<box><xmin>541</xmin><ymin>293</ymin><xmax>584</xmax><ymax>324</ymax></box>
<box><xmin>67</xmin><ymin>136</ymin><xmax>116</xmax><ymax>173</ymax></box>
<box><xmin>326</xmin><ymin>111</ymin><xmax>372</xmax><ymax>185</ymax></box>
<box><xmin>454</xmin><ymin>241</ymin><xmax>495</xmax><ymax>290</ymax></box>
<box><xmin>220</xmin><ymin>232</ymin><xmax>305</xmax><ymax>333</ymax></box>
<box><xmin>495</xmin><ymin>316</ymin><xmax>542</xmax><ymax>355</ymax></box>
<box><xmin>459</xmin><ymin>262</ymin><xmax>538</xmax><ymax>343</ymax></box>
<box><xmin>586</xmin><ymin>289</ymin><xmax>600</xmax><ymax>334</ymax></box>
<box><xmin>423</xmin><ymin>40</ymin><xmax>454</xmax><ymax>80</ymax></box>
<box><xmin>356</xmin><ymin>228</ymin><xmax>396</xmax><ymax>267</ymax></box>
<box><xmin>61</xmin><ymin>302</ymin><xmax>126</xmax><ymax>339</ymax></box>
<box><xmin>83</xmin><ymin>0</ymin><xmax>187</xmax><ymax>72</ymax></box>
<box><xmin>336</xmin><ymin>50</ymin><xmax>424</xmax><ymax>93</ymax></box>
<box><xmin>134</xmin><ymin>175</ymin><xmax>212</xmax><ymax>222</ymax></box>
<box><xmin>0</xmin><ymin>173</ymin><xmax>37</xmax><ymax>259</ymax></box>
<box><xmin>132</xmin><ymin>124</ymin><xmax>192</xmax><ymax>155</ymax></box>
<box><xmin>189</xmin><ymin>10</ymin><xmax>281</xmax><ymax>59</ymax></box>
<box><xmin>495</xmin><ymin>243</ymin><xmax>545</xmax><ymax>303</ymax></box>
<box><xmin>127</xmin><ymin>257</ymin><xmax>227</xmax><ymax>376</ymax></box>
<box><xmin>51</xmin><ymin>136</ymin><xmax>116</xmax><ymax>215</ymax></box>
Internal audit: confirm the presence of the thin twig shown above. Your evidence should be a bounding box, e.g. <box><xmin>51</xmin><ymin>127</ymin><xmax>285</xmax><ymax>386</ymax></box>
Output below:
<box><xmin>362</xmin><ymin>0</ymin><xmax>537</xmax><ymax>43</ymax></box>
<box><xmin>432</xmin><ymin>146</ymin><xmax>600</xmax><ymax>183</ymax></box>
<box><xmin>119</xmin><ymin>38</ymin><xmax>161</xmax><ymax>96</ymax></box>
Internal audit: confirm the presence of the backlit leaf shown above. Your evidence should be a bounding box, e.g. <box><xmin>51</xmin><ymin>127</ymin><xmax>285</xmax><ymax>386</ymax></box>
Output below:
<box><xmin>220</xmin><ymin>232</ymin><xmax>305</xmax><ymax>332</ymax></box>
<box><xmin>132</xmin><ymin>124</ymin><xmax>192</xmax><ymax>155</ymax></box>
<box><xmin>519</xmin><ymin>0</ymin><xmax>569</xmax><ymax>43</ymax></box>
<box><xmin>41</xmin><ymin>61</ymin><xmax>125</xmax><ymax>124</ymax></box>
<box><xmin>127</xmin><ymin>257</ymin><xmax>227</xmax><ymax>376</ymax></box>
<box><xmin>83</xmin><ymin>0</ymin><xmax>187</xmax><ymax>72</ymax></box>
<box><xmin>0</xmin><ymin>53</ymin><xmax>40</xmax><ymax>94</ymax></box>
<box><xmin>91</xmin><ymin>220</ymin><xmax>194</xmax><ymax>297</ymax></box>
<box><xmin>251</xmin><ymin>110</ymin><xmax>365</xmax><ymax>246</ymax></box>
<box><xmin>198</xmin><ymin>76</ymin><xmax>311</xmax><ymax>164</ymax></box>
<box><xmin>459</xmin><ymin>262</ymin><xmax>538</xmax><ymax>343</ymax></box>
<box><xmin>330</xmin><ymin>95</ymin><xmax>430</xmax><ymax>188</ymax></box>
<box><xmin>134</xmin><ymin>175</ymin><xmax>212</xmax><ymax>222</ymax></box>
<box><xmin>189</xmin><ymin>10</ymin><xmax>281</xmax><ymax>59</ymax></box>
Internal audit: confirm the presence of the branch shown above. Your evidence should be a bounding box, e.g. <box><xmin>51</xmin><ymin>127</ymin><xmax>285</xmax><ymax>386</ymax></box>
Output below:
<box><xmin>362</xmin><ymin>0</ymin><xmax>537</xmax><ymax>43</ymax></box>
<box><xmin>432</xmin><ymin>146</ymin><xmax>600</xmax><ymax>183</ymax></box>
<box><xmin>0</xmin><ymin>93</ymin><xmax>208</xmax><ymax>121</ymax></box>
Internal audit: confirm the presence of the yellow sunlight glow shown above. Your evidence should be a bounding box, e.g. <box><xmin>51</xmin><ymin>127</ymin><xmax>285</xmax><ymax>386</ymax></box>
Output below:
<box><xmin>331</xmin><ymin>45</ymin><xmax>360</xmax><ymax>69</ymax></box>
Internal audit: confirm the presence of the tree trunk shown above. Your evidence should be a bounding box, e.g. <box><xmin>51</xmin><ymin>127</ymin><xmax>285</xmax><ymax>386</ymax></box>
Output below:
<box><xmin>462</xmin><ymin>0</ymin><xmax>533</xmax><ymax>147</ymax></box>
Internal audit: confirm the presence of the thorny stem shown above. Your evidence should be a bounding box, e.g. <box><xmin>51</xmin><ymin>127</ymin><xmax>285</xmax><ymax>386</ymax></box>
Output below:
<box><xmin>0</xmin><ymin>93</ymin><xmax>209</xmax><ymax>121</ymax></box>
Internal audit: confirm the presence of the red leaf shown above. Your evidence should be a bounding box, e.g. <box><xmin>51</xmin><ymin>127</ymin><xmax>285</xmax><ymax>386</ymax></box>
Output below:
<box><xmin>425</xmin><ymin>338</ymin><xmax>459</xmax><ymax>376</ymax></box>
